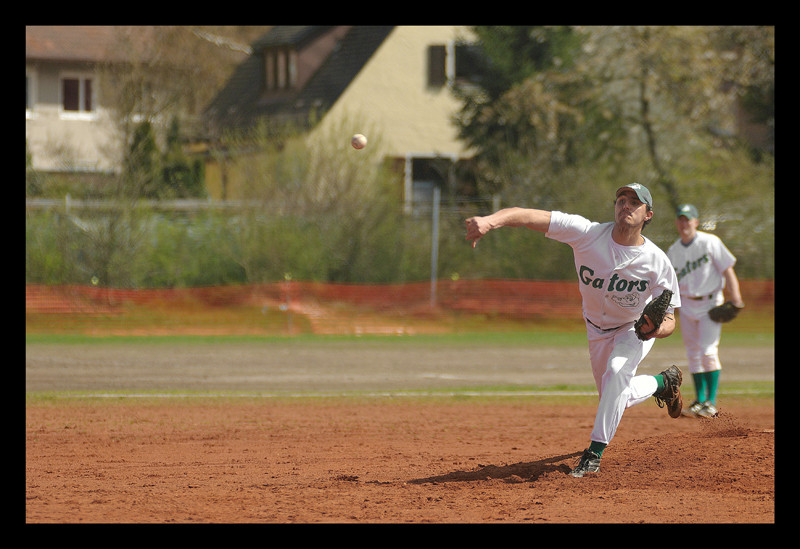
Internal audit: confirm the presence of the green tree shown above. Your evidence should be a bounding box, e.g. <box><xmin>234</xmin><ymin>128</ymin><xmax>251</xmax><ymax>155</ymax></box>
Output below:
<box><xmin>452</xmin><ymin>25</ymin><xmax>773</xmax><ymax>279</ymax></box>
<box><xmin>26</xmin><ymin>139</ymin><xmax>43</xmax><ymax>196</ymax></box>
<box><xmin>125</xmin><ymin>121</ymin><xmax>160</xmax><ymax>198</ymax></box>
<box><xmin>453</xmin><ymin>26</ymin><xmax>586</xmax><ymax>202</ymax></box>
<box><xmin>162</xmin><ymin>117</ymin><xmax>205</xmax><ymax>198</ymax></box>
<box><xmin>569</xmin><ymin>26</ymin><xmax>774</xmax><ymax>212</ymax></box>
<box><xmin>215</xmin><ymin>114</ymin><xmax>403</xmax><ymax>284</ymax></box>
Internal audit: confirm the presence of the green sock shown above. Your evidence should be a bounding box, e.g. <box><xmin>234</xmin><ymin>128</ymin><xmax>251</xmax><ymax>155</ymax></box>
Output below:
<box><xmin>588</xmin><ymin>441</ymin><xmax>606</xmax><ymax>457</ymax></box>
<box><xmin>654</xmin><ymin>375</ymin><xmax>665</xmax><ymax>393</ymax></box>
<box><xmin>692</xmin><ymin>372</ymin><xmax>708</xmax><ymax>403</ymax></box>
<box><xmin>705</xmin><ymin>370</ymin><xmax>720</xmax><ymax>405</ymax></box>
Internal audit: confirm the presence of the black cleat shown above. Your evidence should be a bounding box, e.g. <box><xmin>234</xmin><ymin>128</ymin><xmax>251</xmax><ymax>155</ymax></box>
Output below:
<box><xmin>654</xmin><ymin>365</ymin><xmax>683</xmax><ymax>418</ymax></box>
<box><xmin>569</xmin><ymin>449</ymin><xmax>601</xmax><ymax>477</ymax></box>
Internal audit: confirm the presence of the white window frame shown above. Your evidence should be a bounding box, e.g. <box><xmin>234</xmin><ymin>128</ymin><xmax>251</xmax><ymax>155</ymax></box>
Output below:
<box><xmin>59</xmin><ymin>71</ymin><xmax>97</xmax><ymax>120</ymax></box>
<box><xmin>26</xmin><ymin>69</ymin><xmax>37</xmax><ymax>119</ymax></box>
<box><xmin>265</xmin><ymin>48</ymin><xmax>298</xmax><ymax>91</ymax></box>
<box><xmin>265</xmin><ymin>52</ymin><xmax>275</xmax><ymax>90</ymax></box>
<box><xmin>275</xmin><ymin>51</ymin><xmax>286</xmax><ymax>89</ymax></box>
<box><xmin>403</xmin><ymin>153</ymin><xmax>459</xmax><ymax>215</ymax></box>
<box><xmin>429</xmin><ymin>41</ymin><xmax>480</xmax><ymax>88</ymax></box>
<box><xmin>445</xmin><ymin>42</ymin><xmax>457</xmax><ymax>83</ymax></box>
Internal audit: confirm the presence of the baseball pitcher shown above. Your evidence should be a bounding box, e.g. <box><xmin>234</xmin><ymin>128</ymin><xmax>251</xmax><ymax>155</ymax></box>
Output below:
<box><xmin>465</xmin><ymin>183</ymin><xmax>682</xmax><ymax>477</ymax></box>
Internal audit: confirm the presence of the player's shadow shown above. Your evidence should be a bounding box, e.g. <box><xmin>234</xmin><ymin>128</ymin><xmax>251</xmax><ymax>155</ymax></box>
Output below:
<box><xmin>408</xmin><ymin>451</ymin><xmax>582</xmax><ymax>485</ymax></box>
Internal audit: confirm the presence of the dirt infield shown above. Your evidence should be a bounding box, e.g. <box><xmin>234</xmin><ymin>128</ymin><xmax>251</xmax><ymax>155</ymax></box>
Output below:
<box><xmin>27</xmin><ymin>396</ymin><xmax>774</xmax><ymax>523</ymax></box>
<box><xmin>26</xmin><ymin>339</ymin><xmax>774</xmax><ymax>523</ymax></box>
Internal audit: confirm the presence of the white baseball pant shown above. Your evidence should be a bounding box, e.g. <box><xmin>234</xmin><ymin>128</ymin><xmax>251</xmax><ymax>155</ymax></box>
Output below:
<box><xmin>585</xmin><ymin>322</ymin><xmax>658</xmax><ymax>445</ymax></box>
<box><xmin>678</xmin><ymin>290</ymin><xmax>724</xmax><ymax>374</ymax></box>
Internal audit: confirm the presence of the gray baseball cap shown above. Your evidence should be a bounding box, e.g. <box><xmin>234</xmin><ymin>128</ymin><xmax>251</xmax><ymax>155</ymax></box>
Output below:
<box><xmin>676</xmin><ymin>204</ymin><xmax>699</xmax><ymax>219</ymax></box>
<box><xmin>616</xmin><ymin>183</ymin><xmax>653</xmax><ymax>208</ymax></box>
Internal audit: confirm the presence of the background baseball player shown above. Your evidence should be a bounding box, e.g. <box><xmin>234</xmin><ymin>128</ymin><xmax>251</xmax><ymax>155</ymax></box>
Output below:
<box><xmin>465</xmin><ymin>183</ymin><xmax>682</xmax><ymax>477</ymax></box>
<box><xmin>667</xmin><ymin>204</ymin><xmax>744</xmax><ymax>418</ymax></box>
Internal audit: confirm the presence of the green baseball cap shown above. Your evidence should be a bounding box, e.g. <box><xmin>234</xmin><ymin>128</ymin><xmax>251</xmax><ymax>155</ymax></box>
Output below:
<box><xmin>676</xmin><ymin>204</ymin><xmax>698</xmax><ymax>219</ymax></box>
<box><xmin>616</xmin><ymin>183</ymin><xmax>653</xmax><ymax>208</ymax></box>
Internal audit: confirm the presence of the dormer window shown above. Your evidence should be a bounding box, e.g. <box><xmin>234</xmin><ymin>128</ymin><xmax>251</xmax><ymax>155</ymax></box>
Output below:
<box><xmin>265</xmin><ymin>48</ymin><xmax>297</xmax><ymax>91</ymax></box>
<box><xmin>427</xmin><ymin>43</ymin><xmax>484</xmax><ymax>88</ymax></box>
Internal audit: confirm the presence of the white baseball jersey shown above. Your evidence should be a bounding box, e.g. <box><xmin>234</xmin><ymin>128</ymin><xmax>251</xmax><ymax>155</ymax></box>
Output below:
<box><xmin>667</xmin><ymin>231</ymin><xmax>736</xmax><ymax>299</ymax></box>
<box><xmin>546</xmin><ymin>211</ymin><xmax>681</xmax><ymax>329</ymax></box>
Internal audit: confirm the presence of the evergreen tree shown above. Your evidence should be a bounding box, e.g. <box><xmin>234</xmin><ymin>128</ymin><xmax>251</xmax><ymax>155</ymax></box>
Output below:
<box><xmin>162</xmin><ymin>117</ymin><xmax>205</xmax><ymax>198</ymax></box>
<box><xmin>125</xmin><ymin>121</ymin><xmax>160</xmax><ymax>198</ymax></box>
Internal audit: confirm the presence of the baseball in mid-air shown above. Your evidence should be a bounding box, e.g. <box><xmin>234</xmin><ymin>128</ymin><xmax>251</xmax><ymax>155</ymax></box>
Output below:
<box><xmin>351</xmin><ymin>133</ymin><xmax>367</xmax><ymax>150</ymax></box>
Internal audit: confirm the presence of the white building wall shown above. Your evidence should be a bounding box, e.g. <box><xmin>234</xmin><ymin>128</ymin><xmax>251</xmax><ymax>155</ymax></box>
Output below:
<box><xmin>26</xmin><ymin>62</ymin><xmax>121</xmax><ymax>173</ymax></box>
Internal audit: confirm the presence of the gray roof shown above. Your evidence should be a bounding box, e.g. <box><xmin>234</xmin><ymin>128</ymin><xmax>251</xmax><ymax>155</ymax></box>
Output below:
<box><xmin>250</xmin><ymin>26</ymin><xmax>335</xmax><ymax>50</ymax></box>
<box><xmin>204</xmin><ymin>26</ymin><xmax>394</xmax><ymax>132</ymax></box>
<box><xmin>26</xmin><ymin>26</ymin><xmax>127</xmax><ymax>63</ymax></box>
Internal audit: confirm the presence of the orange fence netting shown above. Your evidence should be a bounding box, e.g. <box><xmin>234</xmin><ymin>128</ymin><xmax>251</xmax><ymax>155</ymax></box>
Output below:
<box><xmin>26</xmin><ymin>279</ymin><xmax>773</xmax><ymax>320</ymax></box>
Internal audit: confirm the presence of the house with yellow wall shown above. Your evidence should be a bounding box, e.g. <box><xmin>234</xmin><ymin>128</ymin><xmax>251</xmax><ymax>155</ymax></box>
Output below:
<box><xmin>203</xmin><ymin>26</ymin><xmax>478</xmax><ymax>213</ymax></box>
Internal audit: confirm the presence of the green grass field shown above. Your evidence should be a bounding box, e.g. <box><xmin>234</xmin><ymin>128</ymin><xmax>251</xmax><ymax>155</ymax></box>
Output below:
<box><xmin>25</xmin><ymin>328</ymin><xmax>773</xmax><ymax>348</ymax></box>
<box><xmin>26</xmin><ymin>298</ymin><xmax>774</xmax><ymax>401</ymax></box>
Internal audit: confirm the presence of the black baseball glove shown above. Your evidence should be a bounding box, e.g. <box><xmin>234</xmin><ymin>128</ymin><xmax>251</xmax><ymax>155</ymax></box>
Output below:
<box><xmin>634</xmin><ymin>290</ymin><xmax>673</xmax><ymax>341</ymax></box>
<box><xmin>708</xmin><ymin>301</ymin><xmax>743</xmax><ymax>323</ymax></box>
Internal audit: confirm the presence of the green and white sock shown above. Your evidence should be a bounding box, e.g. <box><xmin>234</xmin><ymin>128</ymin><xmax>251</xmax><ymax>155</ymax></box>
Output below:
<box><xmin>692</xmin><ymin>372</ymin><xmax>708</xmax><ymax>403</ymax></box>
<box><xmin>588</xmin><ymin>441</ymin><xmax>606</xmax><ymax>457</ymax></box>
<box><xmin>705</xmin><ymin>370</ymin><xmax>720</xmax><ymax>405</ymax></box>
